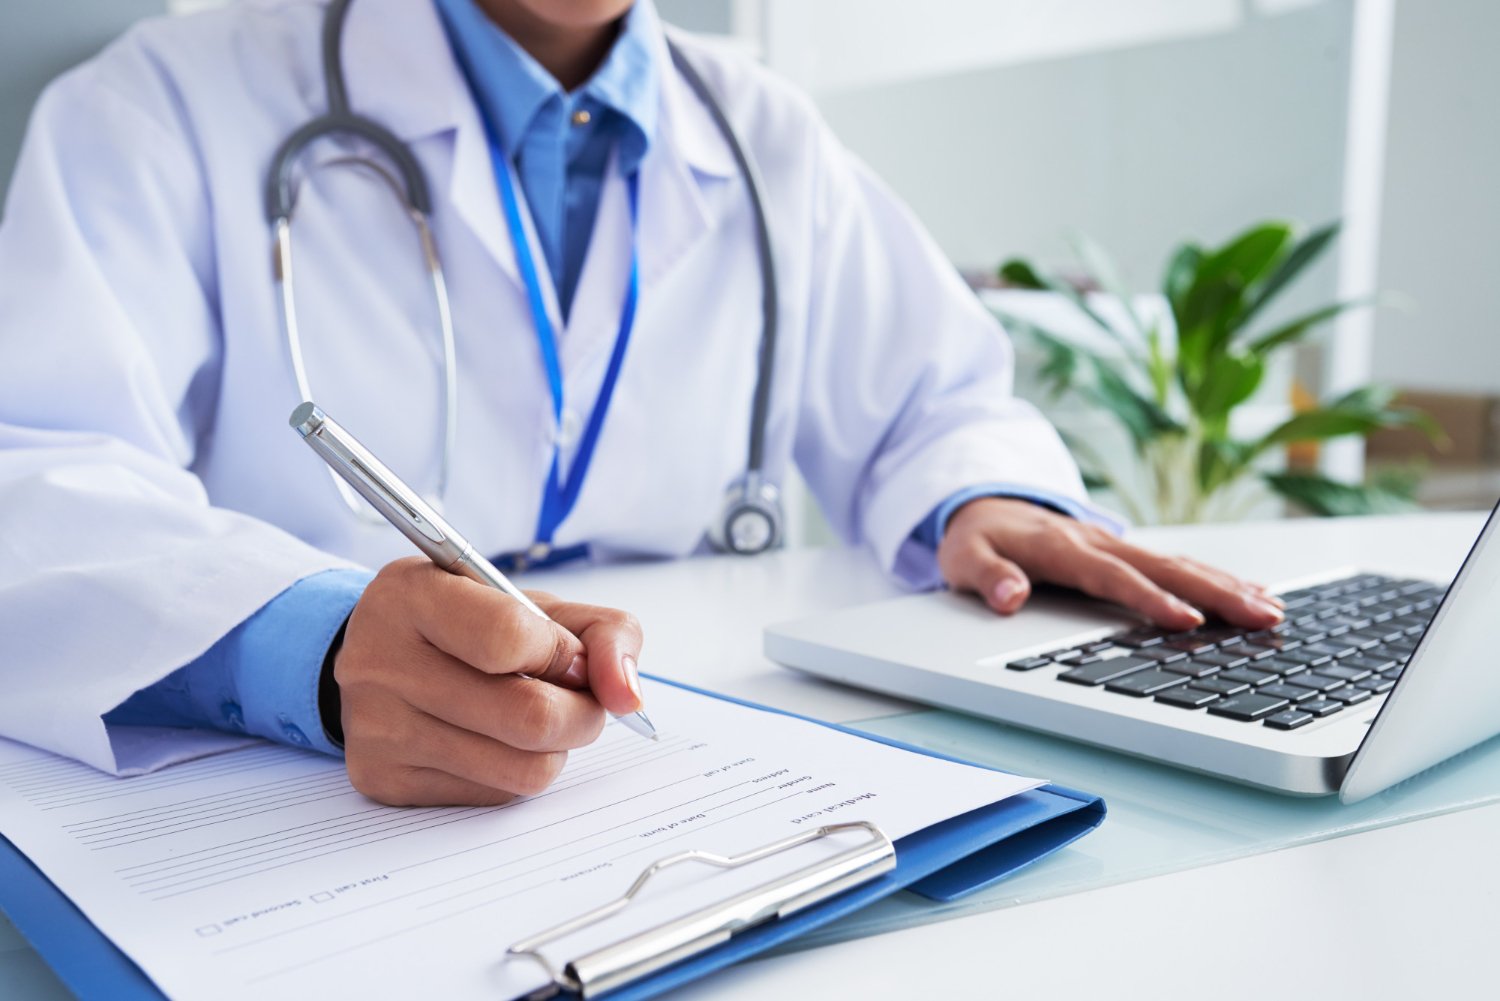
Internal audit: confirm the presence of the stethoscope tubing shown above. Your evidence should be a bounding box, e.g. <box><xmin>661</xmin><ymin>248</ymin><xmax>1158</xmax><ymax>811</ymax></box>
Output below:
<box><xmin>266</xmin><ymin>0</ymin><xmax>783</xmax><ymax>548</ymax></box>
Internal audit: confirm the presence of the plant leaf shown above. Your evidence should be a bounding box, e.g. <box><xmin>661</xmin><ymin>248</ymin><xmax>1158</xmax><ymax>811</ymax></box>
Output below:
<box><xmin>1179</xmin><ymin>222</ymin><xmax>1295</xmax><ymax>335</ymax></box>
<box><xmin>1231</xmin><ymin>220</ymin><xmax>1340</xmax><ymax>337</ymax></box>
<box><xmin>1191</xmin><ymin>352</ymin><xmax>1265</xmax><ymax>428</ymax></box>
<box><xmin>998</xmin><ymin>259</ymin><xmax>1048</xmax><ymax>290</ymax></box>
<box><xmin>1199</xmin><ymin>439</ymin><xmax>1255</xmax><ymax>494</ymax></box>
<box><xmin>1070</xmin><ymin>232</ymin><xmax>1144</xmax><ymax>338</ymax></box>
<box><xmin>1162</xmin><ymin>242</ymin><xmax>1203</xmax><ymax>321</ymax></box>
<box><xmin>1084</xmin><ymin>355</ymin><xmax>1185</xmax><ymax>450</ymax></box>
<box><xmin>1265</xmin><ymin>473</ymin><xmax>1421</xmax><ymax>517</ymax></box>
<box><xmin>997</xmin><ymin>257</ymin><xmax>1134</xmax><ymax>353</ymax></box>
<box><xmin>1257</xmin><ymin>385</ymin><xmax>1443</xmax><ymax>451</ymax></box>
<box><xmin>1245</xmin><ymin>298</ymin><xmax>1374</xmax><ymax>356</ymax></box>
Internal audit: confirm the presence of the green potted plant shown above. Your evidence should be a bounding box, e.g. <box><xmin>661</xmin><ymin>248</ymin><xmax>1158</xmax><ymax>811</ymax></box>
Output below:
<box><xmin>993</xmin><ymin>220</ymin><xmax>1440</xmax><ymax>524</ymax></box>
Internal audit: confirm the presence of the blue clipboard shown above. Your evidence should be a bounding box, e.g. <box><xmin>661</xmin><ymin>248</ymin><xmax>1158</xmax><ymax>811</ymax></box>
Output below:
<box><xmin>0</xmin><ymin>679</ymin><xmax>1105</xmax><ymax>1000</ymax></box>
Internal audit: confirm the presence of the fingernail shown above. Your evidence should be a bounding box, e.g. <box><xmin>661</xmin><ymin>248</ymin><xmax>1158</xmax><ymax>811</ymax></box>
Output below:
<box><xmin>992</xmin><ymin>580</ymin><xmax>1022</xmax><ymax>606</ymax></box>
<box><xmin>1170</xmin><ymin>597</ymin><xmax>1205</xmax><ymax>624</ymax></box>
<box><xmin>563</xmin><ymin>653</ymin><xmax>587</xmax><ymax>687</ymax></box>
<box><xmin>622</xmin><ymin>654</ymin><xmax>643</xmax><ymax>708</ymax></box>
<box><xmin>1249</xmin><ymin>595</ymin><xmax>1285</xmax><ymax>621</ymax></box>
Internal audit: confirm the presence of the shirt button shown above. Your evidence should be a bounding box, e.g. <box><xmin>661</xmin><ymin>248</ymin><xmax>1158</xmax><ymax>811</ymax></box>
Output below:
<box><xmin>221</xmin><ymin>702</ymin><xmax>244</xmax><ymax>729</ymax></box>
<box><xmin>282</xmin><ymin>724</ymin><xmax>310</xmax><ymax>747</ymax></box>
<box><xmin>571</xmin><ymin>109</ymin><xmax>591</xmax><ymax>126</ymax></box>
<box><xmin>556</xmin><ymin>409</ymin><xmax>582</xmax><ymax>450</ymax></box>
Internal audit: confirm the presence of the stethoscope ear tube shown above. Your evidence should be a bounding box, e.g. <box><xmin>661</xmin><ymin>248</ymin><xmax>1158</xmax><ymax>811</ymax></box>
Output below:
<box><xmin>269</xmin><ymin>3</ymin><xmax>785</xmax><ymax>552</ymax></box>
<box><xmin>264</xmin><ymin>113</ymin><xmax>433</xmax><ymax>222</ymax></box>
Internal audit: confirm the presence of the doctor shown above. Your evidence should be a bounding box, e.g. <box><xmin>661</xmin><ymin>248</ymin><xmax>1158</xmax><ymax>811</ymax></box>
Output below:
<box><xmin>0</xmin><ymin>0</ymin><xmax>1281</xmax><ymax>805</ymax></box>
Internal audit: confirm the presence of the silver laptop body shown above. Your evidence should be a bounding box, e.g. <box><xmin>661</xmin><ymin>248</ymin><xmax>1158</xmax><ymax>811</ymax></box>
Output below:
<box><xmin>766</xmin><ymin>505</ymin><xmax>1500</xmax><ymax>802</ymax></box>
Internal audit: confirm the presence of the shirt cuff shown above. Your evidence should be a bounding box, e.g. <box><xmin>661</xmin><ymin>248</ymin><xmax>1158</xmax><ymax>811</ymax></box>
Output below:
<box><xmin>104</xmin><ymin>568</ymin><xmax>372</xmax><ymax>757</ymax></box>
<box><xmin>912</xmin><ymin>483</ymin><xmax>1128</xmax><ymax>549</ymax></box>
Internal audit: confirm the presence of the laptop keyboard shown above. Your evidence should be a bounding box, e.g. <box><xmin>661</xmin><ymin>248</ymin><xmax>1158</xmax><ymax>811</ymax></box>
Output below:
<box><xmin>1006</xmin><ymin>573</ymin><xmax>1444</xmax><ymax>731</ymax></box>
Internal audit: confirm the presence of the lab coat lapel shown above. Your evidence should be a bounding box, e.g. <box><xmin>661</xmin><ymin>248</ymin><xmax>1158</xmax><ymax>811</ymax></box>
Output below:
<box><xmin>339</xmin><ymin>4</ymin><xmax>739</xmax><ymax>363</ymax></box>
<box><xmin>637</xmin><ymin>28</ymin><xmax>738</xmax><ymax>292</ymax></box>
<box><xmin>559</xmin><ymin>28</ymin><xmax>739</xmax><ymax>375</ymax></box>
<box><xmin>341</xmin><ymin>0</ymin><xmax>531</xmax><ymax>295</ymax></box>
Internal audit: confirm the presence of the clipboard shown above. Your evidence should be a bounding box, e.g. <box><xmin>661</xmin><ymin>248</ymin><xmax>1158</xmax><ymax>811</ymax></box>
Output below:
<box><xmin>0</xmin><ymin>679</ymin><xmax>1106</xmax><ymax>1000</ymax></box>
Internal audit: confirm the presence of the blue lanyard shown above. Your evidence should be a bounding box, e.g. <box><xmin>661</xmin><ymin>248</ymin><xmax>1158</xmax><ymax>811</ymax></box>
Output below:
<box><xmin>489</xmin><ymin>136</ymin><xmax>640</xmax><ymax>551</ymax></box>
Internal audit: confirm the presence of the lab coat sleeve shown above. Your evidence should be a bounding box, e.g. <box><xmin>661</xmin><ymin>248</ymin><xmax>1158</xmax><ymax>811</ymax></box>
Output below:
<box><xmin>106</xmin><ymin>570</ymin><xmax>372</xmax><ymax>757</ymax></box>
<box><xmin>793</xmin><ymin>124</ymin><xmax>1107</xmax><ymax>590</ymax></box>
<box><xmin>0</xmin><ymin>53</ymin><xmax>359</xmax><ymax>775</ymax></box>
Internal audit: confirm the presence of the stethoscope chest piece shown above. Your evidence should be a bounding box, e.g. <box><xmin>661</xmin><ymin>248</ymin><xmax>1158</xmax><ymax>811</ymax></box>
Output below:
<box><xmin>712</xmin><ymin>473</ymin><xmax>783</xmax><ymax>555</ymax></box>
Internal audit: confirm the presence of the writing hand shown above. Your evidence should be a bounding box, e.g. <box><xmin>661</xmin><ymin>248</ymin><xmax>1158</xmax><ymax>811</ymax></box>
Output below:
<box><xmin>332</xmin><ymin>558</ymin><xmax>644</xmax><ymax>806</ymax></box>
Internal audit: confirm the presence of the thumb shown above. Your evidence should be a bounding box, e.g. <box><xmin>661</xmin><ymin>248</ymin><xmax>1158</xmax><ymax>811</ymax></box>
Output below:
<box><xmin>941</xmin><ymin>540</ymin><xmax>1033</xmax><ymax>615</ymax></box>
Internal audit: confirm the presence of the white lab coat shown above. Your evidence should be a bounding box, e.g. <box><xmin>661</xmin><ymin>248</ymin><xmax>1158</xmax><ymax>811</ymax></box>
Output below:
<box><xmin>0</xmin><ymin>0</ymin><xmax>1087</xmax><ymax>774</ymax></box>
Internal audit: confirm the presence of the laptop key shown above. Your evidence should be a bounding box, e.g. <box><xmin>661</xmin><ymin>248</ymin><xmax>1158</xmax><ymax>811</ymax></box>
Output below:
<box><xmin>1260</xmin><ymin>656</ymin><xmax>1310</xmax><ymax>677</ymax></box>
<box><xmin>1329</xmin><ymin>685</ymin><xmax>1373</xmax><ymax>706</ymax></box>
<box><xmin>1208</xmin><ymin>693</ymin><xmax>1290</xmax><ymax>721</ymax></box>
<box><xmin>1161</xmin><ymin>659</ymin><xmax>1223</xmax><ymax>679</ymax></box>
<box><xmin>1258</xmin><ymin>682</ymin><xmax>1316</xmax><ymax>703</ymax></box>
<box><xmin>1155</xmin><ymin>687</ymin><xmax>1222</xmax><ymax>709</ymax></box>
<box><xmin>1006</xmin><ymin>657</ymin><xmax>1053</xmax><ymax>672</ymax></box>
<box><xmin>1049</xmin><ymin>649</ymin><xmax>1086</xmax><ymax>664</ymax></box>
<box><xmin>1286</xmin><ymin>672</ymin><xmax>1347</xmax><ymax>693</ymax></box>
<box><xmin>1356</xmin><ymin>676</ymin><xmax>1396</xmax><ymax>694</ymax></box>
<box><xmin>1342</xmin><ymin>654</ymin><xmax>1397</xmax><ymax>673</ymax></box>
<box><xmin>1138</xmin><ymin>647</ymin><xmax>1190</xmax><ymax>665</ymax></box>
<box><xmin>1299</xmin><ymin>698</ymin><xmax>1344</xmax><ymax>717</ymax></box>
<box><xmin>1264</xmin><ymin>709</ymin><xmax>1314</xmax><ymax>730</ymax></box>
<box><xmin>1058</xmin><ymin>657</ymin><xmax>1155</xmax><ymax>687</ymax></box>
<box><xmin>1302</xmin><ymin>641</ymin><xmax>1358</xmax><ymax>661</ymax></box>
<box><xmin>1318</xmin><ymin>663</ymin><xmax>1373</xmax><ymax>683</ymax></box>
<box><xmin>1165</xmin><ymin>637</ymin><xmax>1217</xmax><ymax>655</ymax></box>
<box><xmin>1220</xmin><ymin>644</ymin><xmax>1277</xmax><ymax>661</ymax></box>
<box><xmin>1191</xmin><ymin>676</ymin><xmax>1250</xmax><ymax>696</ymax></box>
<box><xmin>1113</xmin><ymin>628</ymin><xmax>1169</xmax><ymax>648</ymax></box>
<box><xmin>1220</xmin><ymin>667</ymin><xmax>1276</xmax><ymax>687</ymax></box>
<box><xmin>1341</xmin><ymin>631</ymin><xmax>1385</xmax><ymax>651</ymax></box>
<box><xmin>1196</xmin><ymin>651</ymin><xmax>1249</xmax><ymax>670</ymax></box>
<box><xmin>1105</xmin><ymin>669</ymin><xmax>1191</xmax><ymax>697</ymax></box>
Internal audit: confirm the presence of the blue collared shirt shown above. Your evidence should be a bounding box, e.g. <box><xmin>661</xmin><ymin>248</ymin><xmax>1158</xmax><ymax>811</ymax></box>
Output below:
<box><xmin>433</xmin><ymin>0</ymin><xmax>658</xmax><ymax>319</ymax></box>
<box><xmin>108</xmin><ymin>1</ymin><xmax>1119</xmax><ymax>754</ymax></box>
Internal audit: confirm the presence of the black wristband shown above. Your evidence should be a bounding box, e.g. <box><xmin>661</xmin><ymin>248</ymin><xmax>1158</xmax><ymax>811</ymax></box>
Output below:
<box><xmin>318</xmin><ymin>615</ymin><xmax>351</xmax><ymax>749</ymax></box>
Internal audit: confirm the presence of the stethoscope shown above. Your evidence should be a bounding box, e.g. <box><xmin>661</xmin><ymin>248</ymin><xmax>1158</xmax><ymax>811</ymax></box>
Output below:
<box><xmin>266</xmin><ymin>0</ymin><xmax>784</xmax><ymax>560</ymax></box>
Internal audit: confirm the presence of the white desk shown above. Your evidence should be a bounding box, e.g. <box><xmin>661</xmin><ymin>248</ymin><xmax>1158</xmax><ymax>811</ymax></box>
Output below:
<box><xmin>2</xmin><ymin>512</ymin><xmax>1492</xmax><ymax>999</ymax></box>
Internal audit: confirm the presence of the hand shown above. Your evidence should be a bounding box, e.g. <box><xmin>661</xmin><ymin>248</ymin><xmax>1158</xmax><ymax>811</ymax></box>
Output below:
<box><xmin>333</xmin><ymin>558</ymin><xmax>645</xmax><ymax>807</ymax></box>
<box><xmin>936</xmin><ymin>498</ymin><xmax>1284</xmax><ymax>631</ymax></box>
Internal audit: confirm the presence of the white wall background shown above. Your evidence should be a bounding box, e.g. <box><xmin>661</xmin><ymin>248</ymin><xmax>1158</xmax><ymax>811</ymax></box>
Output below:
<box><xmin>1369</xmin><ymin>0</ymin><xmax>1500</xmax><ymax>394</ymax></box>
<box><xmin>3</xmin><ymin>0</ymin><xmax>1496</xmax><ymax>397</ymax></box>
<box><xmin>763</xmin><ymin>0</ymin><xmax>1354</xmax><ymax>334</ymax></box>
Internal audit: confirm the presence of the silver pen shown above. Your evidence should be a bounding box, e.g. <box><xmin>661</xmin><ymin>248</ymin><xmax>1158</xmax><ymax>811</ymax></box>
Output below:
<box><xmin>289</xmin><ymin>401</ymin><xmax>657</xmax><ymax>741</ymax></box>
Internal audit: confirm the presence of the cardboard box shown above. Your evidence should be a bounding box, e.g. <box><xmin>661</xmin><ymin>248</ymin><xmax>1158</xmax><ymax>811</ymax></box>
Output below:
<box><xmin>1366</xmin><ymin>391</ymin><xmax>1499</xmax><ymax>466</ymax></box>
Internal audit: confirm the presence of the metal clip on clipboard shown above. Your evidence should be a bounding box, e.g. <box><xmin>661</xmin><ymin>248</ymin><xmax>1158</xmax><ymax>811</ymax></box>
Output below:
<box><xmin>507</xmin><ymin>821</ymin><xmax>896</xmax><ymax>999</ymax></box>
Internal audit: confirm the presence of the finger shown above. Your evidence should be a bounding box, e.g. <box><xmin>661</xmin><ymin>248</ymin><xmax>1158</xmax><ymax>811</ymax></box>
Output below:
<box><xmin>938</xmin><ymin>534</ymin><xmax>1033</xmax><ymax>614</ymax></box>
<box><xmin>352</xmin><ymin>765</ymin><xmax>523</xmax><ymax>808</ymax></box>
<box><xmin>409</xmin><ymin>571</ymin><xmax>584</xmax><ymax>682</ymax></box>
<box><xmin>1178</xmin><ymin>557</ymin><xmax>1284</xmax><ymax>606</ymax></box>
<box><xmin>1052</xmin><ymin>546</ymin><xmax>1207</xmax><ymax>630</ymax></box>
<box><xmin>395</xmin><ymin>660</ymin><xmax>607</xmax><ymax>752</ymax></box>
<box><xmin>540</xmin><ymin>599</ymin><xmax>647</xmax><ymax>715</ymax></box>
<box><xmin>398</xmin><ymin>714</ymin><xmax>570</xmax><ymax>797</ymax></box>
<box><xmin>1105</xmin><ymin>545</ymin><xmax>1284</xmax><ymax>628</ymax></box>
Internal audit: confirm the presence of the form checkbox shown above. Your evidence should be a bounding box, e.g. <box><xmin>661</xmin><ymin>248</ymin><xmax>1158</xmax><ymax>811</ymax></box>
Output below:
<box><xmin>311</xmin><ymin>892</ymin><xmax>334</xmax><ymax>903</ymax></box>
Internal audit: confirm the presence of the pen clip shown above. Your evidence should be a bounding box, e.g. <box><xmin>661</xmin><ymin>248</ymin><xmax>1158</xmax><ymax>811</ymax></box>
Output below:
<box><xmin>340</xmin><ymin>449</ymin><xmax>446</xmax><ymax>546</ymax></box>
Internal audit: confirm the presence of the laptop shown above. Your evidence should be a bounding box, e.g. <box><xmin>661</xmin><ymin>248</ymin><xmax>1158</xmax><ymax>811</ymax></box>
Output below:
<box><xmin>765</xmin><ymin>503</ymin><xmax>1500</xmax><ymax>803</ymax></box>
